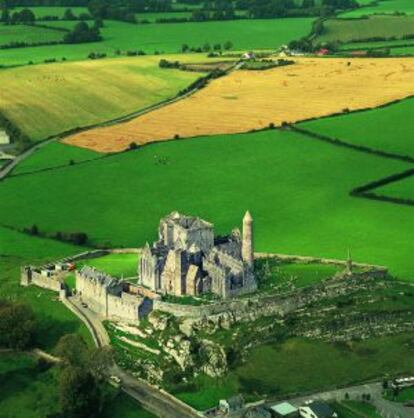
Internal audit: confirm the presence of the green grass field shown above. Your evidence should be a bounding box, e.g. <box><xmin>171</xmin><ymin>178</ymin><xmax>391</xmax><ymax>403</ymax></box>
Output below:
<box><xmin>0</xmin><ymin>23</ymin><xmax>64</xmax><ymax>46</ymax></box>
<box><xmin>299</xmin><ymin>98</ymin><xmax>414</xmax><ymax>158</ymax></box>
<box><xmin>333</xmin><ymin>401</ymin><xmax>382</xmax><ymax>417</ymax></box>
<box><xmin>1</xmin><ymin>129</ymin><xmax>413</xmax><ymax>279</ymax></box>
<box><xmin>257</xmin><ymin>261</ymin><xmax>340</xmax><ymax>293</ymax></box>
<box><xmin>342</xmin><ymin>0</ymin><xmax>414</xmax><ymax>18</ymax></box>
<box><xmin>374</xmin><ymin>174</ymin><xmax>414</xmax><ymax>200</ymax></box>
<box><xmin>176</xmin><ymin>334</ymin><xmax>414</xmax><ymax>409</ymax></box>
<box><xmin>136</xmin><ymin>11</ymin><xmax>192</xmax><ymax>22</ymax></box>
<box><xmin>0</xmin><ymin>55</ymin><xmax>203</xmax><ymax>142</ymax></box>
<box><xmin>0</xmin><ymin>18</ymin><xmax>314</xmax><ymax>66</ymax></box>
<box><xmin>12</xmin><ymin>143</ymin><xmax>102</xmax><ymax>175</ymax></box>
<box><xmin>339</xmin><ymin>39</ymin><xmax>414</xmax><ymax>50</ymax></box>
<box><xmin>12</xmin><ymin>6</ymin><xmax>89</xmax><ymax>18</ymax></box>
<box><xmin>389</xmin><ymin>45</ymin><xmax>414</xmax><ymax>55</ymax></box>
<box><xmin>77</xmin><ymin>253</ymin><xmax>139</xmax><ymax>278</ymax></box>
<box><xmin>315</xmin><ymin>15</ymin><xmax>414</xmax><ymax>44</ymax></box>
<box><xmin>386</xmin><ymin>387</ymin><xmax>414</xmax><ymax>403</ymax></box>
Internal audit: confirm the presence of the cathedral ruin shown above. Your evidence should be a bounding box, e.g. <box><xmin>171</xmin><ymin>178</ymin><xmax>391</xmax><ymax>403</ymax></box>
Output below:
<box><xmin>139</xmin><ymin>211</ymin><xmax>257</xmax><ymax>299</ymax></box>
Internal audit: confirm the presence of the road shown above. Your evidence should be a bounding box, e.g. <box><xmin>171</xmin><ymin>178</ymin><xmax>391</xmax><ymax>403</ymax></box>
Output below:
<box><xmin>67</xmin><ymin>296</ymin><xmax>202</xmax><ymax>418</ymax></box>
<box><xmin>285</xmin><ymin>382</ymin><xmax>414</xmax><ymax>418</ymax></box>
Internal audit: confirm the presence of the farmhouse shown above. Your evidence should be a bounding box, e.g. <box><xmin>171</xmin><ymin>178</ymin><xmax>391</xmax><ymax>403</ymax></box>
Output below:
<box><xmin>299</xmin><ymin>401</ymin><xmax>337</xmax><ymax>418</ymax></box>
<box><xmin>270</xmin><ymin>402</ymin><xmax>299</xmax><ymax>418</ymax></box>
<box><xmin>139</xmin><ymin>211</ymin><xmax>257</xmax><ymax>299</ymax></box>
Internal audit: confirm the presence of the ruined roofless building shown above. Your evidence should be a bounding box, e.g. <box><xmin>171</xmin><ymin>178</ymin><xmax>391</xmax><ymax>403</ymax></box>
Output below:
<box><xmin>139</xmin><ymin>211</ymin><xmax>257</xmax><ymax>299</ymax></box>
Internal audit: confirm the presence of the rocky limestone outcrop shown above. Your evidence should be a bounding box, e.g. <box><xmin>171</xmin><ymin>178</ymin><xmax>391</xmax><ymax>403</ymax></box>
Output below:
<box><xmin>198</xmin><ymin>339</ymin><xmax>228</xmax><ymax>378</ymax></box>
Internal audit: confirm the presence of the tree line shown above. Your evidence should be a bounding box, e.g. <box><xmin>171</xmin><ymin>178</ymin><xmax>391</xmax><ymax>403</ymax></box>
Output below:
<box><xmin>1</xmin><ymin>0</ymin><xmax>361</xmax><ymax>24</ymax></box>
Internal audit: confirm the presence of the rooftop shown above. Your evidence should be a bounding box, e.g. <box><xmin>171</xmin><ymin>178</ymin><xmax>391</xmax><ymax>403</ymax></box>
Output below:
<box><xmin>270</xmin><ymin>401</ymin><xmax>298</xmax><ymax>415</ymax></box>
<box><xmin>163</xmin><ymin>211</ymin><xmax>213</xmax><ymax>230</ymax></box>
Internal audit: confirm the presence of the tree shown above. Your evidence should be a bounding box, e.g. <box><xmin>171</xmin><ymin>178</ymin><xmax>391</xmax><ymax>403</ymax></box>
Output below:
<box><xmin>63</xmin><ymin>8</ymin><xmax>76</xmax><ymax>20</ymax></box>
<box><xmin>63</xmin><ymin>22</ymin><xmax>101</xmax><ymax>44</ymax></box>
<box><xmin>30</xmin><ymin>224</ymin><xmax>39</xmax><ymax>236</ymax></box>
<box><xmin>88</xmin><ymin>346</ymin><xmax>113</xmax><ymax>381</ymax></box>
<box><xmin>1</xmin><ymin>7</ymin><xmax>9</xmax><ymax>24</ymax></box>
<box><xmin>0</xmin><ymin>300</ymin><xmax>36</xmax><ymax>350</ymax></box>
<box><xmin>223</xmin><ymin>40</ymin><xmax>233</xmax><ymax>50</ymax></box>
<box><xmin>55</xmin><ymin>334</ymin><xmax>89</xmax><ymax>368</ymax></box>
<box><xmin>59</xmin><ymin>366</ymin><xmax>101</xmax><ymax>418</ymax></box>
<box><xmin>181</xmin><ymin>43</ymin><xmax>189</xmax><ymax>52</ymax></box>
<box><xmin>19</xmin><ymin>8</ymin><xmax>35</xmax><ymax>23</ymax></box>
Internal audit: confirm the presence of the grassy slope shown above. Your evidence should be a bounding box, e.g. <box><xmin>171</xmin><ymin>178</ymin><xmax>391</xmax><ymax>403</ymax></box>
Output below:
<box><xmin>177</xmin><ymin>334</ymin><xmax>414</xmax><ymax>410</ymax></box>
<box><xmin>299</xmin><ymin>98</ymin><xmax>414</xmax><ymax>158</ymax></box>
<box><xmin>316</xmin><ymin>15</ymin><xmax>414</xmax><ymax>43</ymax></box>
<box><xmin>342</xmin><ymin>0</ymin><xmax>414</xmax><ymax>18</ymax></box>
<box><xmin>0</xmin><ymin>129</ymin><xmax>413</xmax><ymax>279</ymax></box>
<box><xmin>0</xmin><ymin>18</ymin><xmax>314</xmax><ymax>66</ymax></box>
<box><xmin>12</xmin><ymin>142</ymin><xmax>102</xmax><ymax>175</ymax></box>
<box><xmin>0</xmin><ymin>55</ymin><xmax>203</xmax><ymax>141</ymax></box>
<box><xmin>0</xmin><ymin>23</ymin><xmax>64</xmax><ymax>46</ymax></box>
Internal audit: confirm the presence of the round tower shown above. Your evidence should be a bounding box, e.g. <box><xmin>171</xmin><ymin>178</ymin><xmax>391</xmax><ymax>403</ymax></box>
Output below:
<box><xmin>242</xmin><ymin>211</ymin><xmax>254</xmax><ymax>267</ymax></box>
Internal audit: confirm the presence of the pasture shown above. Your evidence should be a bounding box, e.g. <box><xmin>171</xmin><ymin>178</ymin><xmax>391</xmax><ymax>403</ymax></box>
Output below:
<box><xmin>0</xmin><ymin>55</ymin><xmax>204</xmax><ymax>142</ymax></box>
<box><xmin>0</xmin><ymin>18</ymin><xmax>314</xmax><ymax>67</ymax></box>
<box><xmin>299</xmin><ymin>98</ymin><xmax>414</xmax><ymax>158</ymax></box>
<box><xmin>12</xmin><ymin>143</ymin><xmax>101</xmax><ymax>175</ymax></box>
<box><xmin>77</xmin><ymin>253</ymin><xmax>139</xmax><ymax>278</ymax></box>
<box><xmin>3</xmin><ymin>129</ymin><xmax>414</xmax><ymax>280</ymax></box>
<box><xmin>342</xmin><ymin>0</ymin><xmax>414</xmax><ymax>18</ymax></box>
<box><xmin>63</xmin><ymin>57</ymin><xmax>414</xmax><ymax>152</ymax></box>
<box><xmin>375</xmin><ymin>175</ymin><xmax>414</xmax><ymax>200</ymax></box>
<box><xmin>315</xmin><ymin>15</ymin><xmax>414</xmax><ymax>44</ymax></box>
<box><xmin>0</xmin><ymin>23</ymin><xmax>64</xmax><ymax>46</ymax></box>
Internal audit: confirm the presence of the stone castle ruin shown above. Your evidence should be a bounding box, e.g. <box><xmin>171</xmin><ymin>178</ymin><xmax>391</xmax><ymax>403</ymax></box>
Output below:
<box><xmin>75</xmin><ymin>266</ymin><xmax>153</xmax><ymax>321</ymax></box>
<box><xmin>139</xmin><ymin>211</ymin><xmax>257</xmax><ymax>299</ymax></box>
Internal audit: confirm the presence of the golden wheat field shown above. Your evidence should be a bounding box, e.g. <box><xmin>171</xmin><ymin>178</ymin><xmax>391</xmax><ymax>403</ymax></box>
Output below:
<box><xmin>64</xmin><ymin>57</ymin><xmax>414</xmax><ymax>152</ymax></box>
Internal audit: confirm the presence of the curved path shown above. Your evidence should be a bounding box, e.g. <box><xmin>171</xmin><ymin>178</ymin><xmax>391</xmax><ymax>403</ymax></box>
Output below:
<box><xmin>66</xmin><ymin>296</ymin><xmax>202</xmax><ymax>418</ymax></box>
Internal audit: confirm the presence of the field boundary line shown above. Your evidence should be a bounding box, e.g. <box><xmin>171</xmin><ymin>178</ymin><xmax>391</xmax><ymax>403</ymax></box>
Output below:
<box><xmin>0</xmin><ymin>64</ymin><xmax>239</xmax><ymax>181</ymax></box>
<box><xmin>291</xmin><ymin>126</ymin><xmax>414</xmax><ymax>207</ymax></box>
<box><xmin>290</xmin><ymin>126</ymin><xmax>414</xmax><ymax>164</ymax></box>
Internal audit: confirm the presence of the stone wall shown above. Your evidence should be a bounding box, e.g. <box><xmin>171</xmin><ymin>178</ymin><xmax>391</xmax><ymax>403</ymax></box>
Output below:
<box><xmin>153</xmin><ymin>272</ymin><xmax>385</xmax><ymax>322</ymax></box>
<box><xmin>21</xmin><ymin>267</ymin><xmax>64</xmax><ymax>292</ymax></box>
<box><xmin>107</xmin><ymin>292</ymin><xmax>141</xmax><ymax>322</ymax></box>
<box><xmin>32</xmin><ymin>271</ymin><xmax>63</xmax><ymax>292</ymax></box>
<box><xmin>254</xmin><ymin>252</ymin><xmax>387</xmax><ymax>271</ymax></box>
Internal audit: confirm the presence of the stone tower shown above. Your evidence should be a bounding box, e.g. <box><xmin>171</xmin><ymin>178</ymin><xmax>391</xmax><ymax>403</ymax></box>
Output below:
<box><xmin>242</xmin><ymin>211</ymin><xmax>254</xmax><ymax>267</ymax></box>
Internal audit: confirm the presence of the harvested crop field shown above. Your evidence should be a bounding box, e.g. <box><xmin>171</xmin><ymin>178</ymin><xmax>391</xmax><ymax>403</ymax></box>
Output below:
<box><xmin>64</xmin><ymin>57</ymin><xmax>414</xmax><ymax>152</ymax></box>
